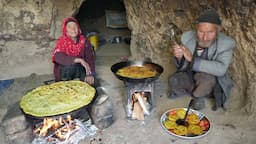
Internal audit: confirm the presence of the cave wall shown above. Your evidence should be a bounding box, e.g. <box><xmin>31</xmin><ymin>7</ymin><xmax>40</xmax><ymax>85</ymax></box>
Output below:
<box><xmin>124</xmin><ymin>0</ymin><xmax>256</xmax><ymax>115</ymax></box>
<box><xmin>0</xmin><ymin>0</ymin><xmax>255</xmax><ymax>115</ymax></box>
<box><xmin>0</xmin><ymin>0</ymin><xmax>84</xmax><ymax>79</ymax></box>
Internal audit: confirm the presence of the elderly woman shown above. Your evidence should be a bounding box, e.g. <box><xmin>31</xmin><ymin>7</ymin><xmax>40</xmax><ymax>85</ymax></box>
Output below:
<box><xmin>52</xmin><ymin>17</ymin><xmax>95</xmax><ymax>85</ymax></box>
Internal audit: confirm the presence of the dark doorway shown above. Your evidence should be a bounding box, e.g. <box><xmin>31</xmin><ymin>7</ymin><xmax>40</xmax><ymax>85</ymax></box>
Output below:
<box><xmin>75</xmin><ymin>0</ymin><xmax>131</xmax><ymax>66</ymax></box>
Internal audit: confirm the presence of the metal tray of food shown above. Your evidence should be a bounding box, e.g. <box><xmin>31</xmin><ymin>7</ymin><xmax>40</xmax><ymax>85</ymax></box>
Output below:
<box><xmin>160</xmin><ymin>108</ymin><xmax>211</xmax><ymax>139</ymax></box>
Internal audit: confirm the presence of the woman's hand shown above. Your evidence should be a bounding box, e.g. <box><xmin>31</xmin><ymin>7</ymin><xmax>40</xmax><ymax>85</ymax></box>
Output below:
<box><xmin>74</xmin><ymin>58</ymin><xmax>92</xmax><ymax>75</ymax></box>
<box><xmin>84</xmin><ymin>75</ymin><xmax>94</xmax><ymax>85</ymax></box>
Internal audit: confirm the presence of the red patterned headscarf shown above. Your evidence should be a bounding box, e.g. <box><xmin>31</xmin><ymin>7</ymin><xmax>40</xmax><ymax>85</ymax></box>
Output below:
<box><xmin>52</xmin><ymin>17</ymin><xmax>86</xmax><ymax>62</ymax></box>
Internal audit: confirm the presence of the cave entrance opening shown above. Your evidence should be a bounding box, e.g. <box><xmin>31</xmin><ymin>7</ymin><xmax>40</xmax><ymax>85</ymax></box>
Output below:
<box><xmin>75</xmin><ymin>0</ymin><xmax>131</xmax><ymax>66</ymax></box>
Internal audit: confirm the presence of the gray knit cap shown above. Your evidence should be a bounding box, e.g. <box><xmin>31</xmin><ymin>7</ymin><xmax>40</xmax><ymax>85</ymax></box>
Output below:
<box><xmin>195</xmin><ymin>9</ymin><xmax>221</xmax><ymax>25</ymax></box>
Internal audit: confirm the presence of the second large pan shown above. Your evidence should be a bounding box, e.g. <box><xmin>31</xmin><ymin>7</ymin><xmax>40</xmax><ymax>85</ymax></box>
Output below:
<box><xmin>111</xmin><ymin>60</ymin><xmax>164</xmax><ymax>83</ymax></box>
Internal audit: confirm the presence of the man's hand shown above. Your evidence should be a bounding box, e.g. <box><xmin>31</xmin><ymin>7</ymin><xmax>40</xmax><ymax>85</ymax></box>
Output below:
<box><xmin>173</xmin><ymin>44</ymin><xmax>184</xmax><ymax>61</ymax></box>
<box><xmin>182</xmin><ymin>46</ymin><xmax>193</xmax><ymax>62</ymax></box>
<box><xmin>173</xmin><ymin>44</ymin><xmax>193</xmax><ymax>62</ymax></box>
<box><xmin>74</xmin><ymin>58</ymin><xmax>92</xmax><ymax>75</ymax></box>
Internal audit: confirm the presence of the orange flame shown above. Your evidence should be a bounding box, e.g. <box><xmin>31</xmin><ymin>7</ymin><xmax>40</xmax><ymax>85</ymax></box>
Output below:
<box><xmin>34</xmin><ymin>115</ymin><xmax>78</xmax><ymax>141</ymax></box>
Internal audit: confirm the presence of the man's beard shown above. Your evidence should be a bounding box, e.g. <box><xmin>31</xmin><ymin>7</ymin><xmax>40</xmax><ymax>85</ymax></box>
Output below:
<box><xmin>197</xmin><ymin>39</ymin><xmax>216</xmax><ymax>48</ymax></box>
<box><xmin>197</xmin><ymin>36</ymin><xmax>217</xmax><ymax>48</ymax></box>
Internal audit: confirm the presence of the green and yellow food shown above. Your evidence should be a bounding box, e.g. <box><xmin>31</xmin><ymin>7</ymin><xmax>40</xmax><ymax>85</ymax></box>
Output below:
<box><xmin>20</xmin><ymin>80</ymin><xmax>95</xmax><ymax>117</ymax></box>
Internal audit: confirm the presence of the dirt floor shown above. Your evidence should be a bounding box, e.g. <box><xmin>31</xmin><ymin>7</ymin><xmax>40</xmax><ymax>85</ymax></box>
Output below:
<box><xmin>1</xmin><ymin>67</ymin><xmax>256</xmax><ymax>144</ymax></box>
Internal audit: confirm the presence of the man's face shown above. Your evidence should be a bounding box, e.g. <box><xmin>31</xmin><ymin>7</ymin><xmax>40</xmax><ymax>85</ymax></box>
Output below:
<box><xmin>196</xmin><ymin>22</ymin><xmax>219</xmax><ymax>48</ymax></box>
<box><xmin>66</xmin><ymin>21</ymin><xmax>78</xmax><ymax>38</ymax></box>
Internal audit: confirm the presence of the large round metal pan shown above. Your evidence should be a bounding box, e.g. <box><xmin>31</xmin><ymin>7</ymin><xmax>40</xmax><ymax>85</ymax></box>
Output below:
<box><xmin>21</xmin><ymin>103</ymin><xmax>93</xmax><ymax>126</ymax></box>
<box><xmin>111</xmin><ymin>60</ymin><xmax>164</xmax><ymax>83</ymax></box>
<box><xmin>20</xmin><ymin>81</ymin><xmax>98</xmax><ymax>124</ymax></box>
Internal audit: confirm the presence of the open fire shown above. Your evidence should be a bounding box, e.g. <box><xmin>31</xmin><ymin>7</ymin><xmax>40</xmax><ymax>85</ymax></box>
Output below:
<box><xmin>34</xmin><ymin>115</ymin><xmax>80</xmax><ymax>142</ymax></box>
<box><xmin>33</xmin><ymin>115</ymin><xmax>78</xmax><ymax>142</ymax></box>
<box><xmin>125</xmin><ymin>81</ymin><xmax>155</xmax><ymax>120</ymax></box>
<box><xmin>32</xmin><ymin>115</ymin><xmax>97</xmax><ymax>144</ymax></box>
<box><xmin>128</xmin><ymin>92</ymin><xmax>151</xmax><ymax>120</ymax></box>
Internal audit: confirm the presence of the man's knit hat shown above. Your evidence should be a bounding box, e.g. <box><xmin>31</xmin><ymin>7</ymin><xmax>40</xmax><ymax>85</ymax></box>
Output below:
<box><xmin>195</xmin><ymin>9</ymin><xmax>221</xmax><ymax>25</ymax></box>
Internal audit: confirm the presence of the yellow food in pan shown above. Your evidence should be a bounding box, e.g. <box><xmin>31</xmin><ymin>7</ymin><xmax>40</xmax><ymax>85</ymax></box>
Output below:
<box><xmin>117</xmin><ymin>66</ymin><xmax>157</xmax><ymax>79</ymax></box>
<box><xmin>163</xmin><ymin>120</ymin><xmax>177</xmax><ymax>129</ymax></box>
<box><xmin>173</xmin><ymin>125</ymin><xmax>188</xmax><ymax>136</ymax></box>
<box><xmin>168</xmin><ymin>114</ymin><xmax>178</xmax><ymax>122</ymax></box>
<box><xmin>187</xmin><ymin>113</ymin><xmax>200</xmax><ymax>125</ymax></box>
<box><xmin>188</xmin><ymin>125</ymin><xmax>203</xmax><ymax>135</ymax></box>
<box><xmin>177</xmin><ymin>109</ymin><xmax>186</xmax><ymax>119</ymax></box>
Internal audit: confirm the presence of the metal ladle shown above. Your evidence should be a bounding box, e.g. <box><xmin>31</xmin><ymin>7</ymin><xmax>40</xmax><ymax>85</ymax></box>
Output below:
<box><xmin>176</xmin><ymin>99</ymin><xmax>194</xmax><ymax>126</ymax></box>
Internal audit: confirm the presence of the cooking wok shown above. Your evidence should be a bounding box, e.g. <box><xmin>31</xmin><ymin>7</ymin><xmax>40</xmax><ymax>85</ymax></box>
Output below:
<box><xmin>111</xmin><ymin>60</ymin><xmax>164</xmax><ymax>83</ymax></box>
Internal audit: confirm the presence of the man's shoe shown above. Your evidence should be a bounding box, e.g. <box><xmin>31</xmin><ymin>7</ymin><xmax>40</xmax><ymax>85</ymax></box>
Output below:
<box><xmin>192</xmin><ymin>98</ymin><xmax>205</xmax><ymax>110</ymax></box>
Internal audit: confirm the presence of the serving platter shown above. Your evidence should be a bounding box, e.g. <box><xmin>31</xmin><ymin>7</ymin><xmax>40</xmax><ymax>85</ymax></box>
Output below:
<box><xmin>160</xmin><ymin>108</ymin><xmax>211</xmax><ymax>139</ymax></box>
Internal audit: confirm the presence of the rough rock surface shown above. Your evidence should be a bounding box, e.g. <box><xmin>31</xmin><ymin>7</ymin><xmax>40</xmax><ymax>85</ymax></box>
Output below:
<box><xmin>0</xmin><ymin>0</ymin><xmax>84</xmax><ymax>79</ymax></box>
<box><xmin>124</xmin><ymin>0</ymin><xmax>256</xmax><ymax>116</ymax></box>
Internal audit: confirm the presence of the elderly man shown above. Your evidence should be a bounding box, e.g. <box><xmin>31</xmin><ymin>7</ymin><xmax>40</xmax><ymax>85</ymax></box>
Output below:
<box><xmin>169</xmin><ymin>9</ymin><xmax>236</xmax><ymax>110</ymax></box>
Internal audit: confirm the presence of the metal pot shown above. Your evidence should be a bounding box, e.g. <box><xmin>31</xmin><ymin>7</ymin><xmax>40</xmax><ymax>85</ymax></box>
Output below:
<box><xmin>111</xmin><ymin>60</ymin><xmax>164</xmax><ymax>83</ymax></box>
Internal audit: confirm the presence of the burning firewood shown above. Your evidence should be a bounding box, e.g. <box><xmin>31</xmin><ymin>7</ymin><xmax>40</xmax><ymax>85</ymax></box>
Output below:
<box><xmin>32</xmin><ymin>116</ymin><xmax>98</xmax><ymax>144</ymax></box>
<box><xmin>39</xmin><ymin>118</ymin><xmax>56</xmax><ymax>137</ymax></box>
<box><xmin>131</xmin><ymin>92</ymin><xmax>150</xmax><ymax>120</ymax></box>
<box><xmin>132</xmin><ymin>101</ymin><xmax>144</xmax><ymax>120</ymax></box>
<box><xmin>56</xmin><ymin>130</ymin><xmax>66</xmax><ymax>141</ymax></box>
<box><xmin>134</xmin><ymin>93</ymin><xmax>150</xmax><ymax>115</ymax></box>
<box><xmin>67</xmin><ymin>115</ymin><xmax>72</xmax><ymax>124</ymax></box>
<box><xmin>34</xmin><ymin>114</ymin><xmax>78</xmax><ymax>140</ymax></box>
<box><xmin>59</xmin><ymin>117</ymin><xmax>63</xmax><ymax>125</ymax></box>
<box><xmin>33</xmin><ymin>127</ymin><xmax>41</xmax><ymax>133</ymax></box>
